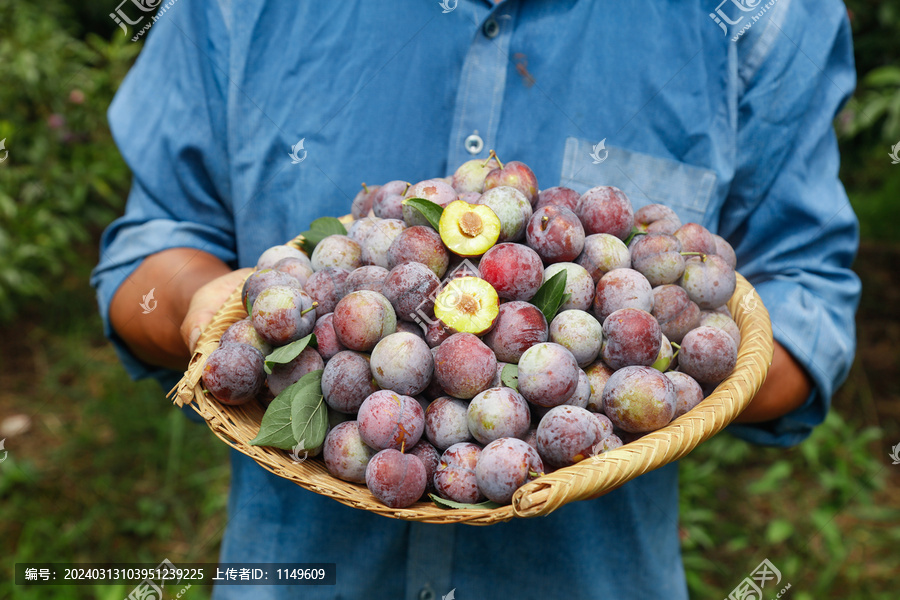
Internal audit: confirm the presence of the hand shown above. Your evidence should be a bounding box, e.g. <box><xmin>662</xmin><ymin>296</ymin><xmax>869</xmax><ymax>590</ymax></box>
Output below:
<box><xmin>180</xmin><ymin>267</ymin><xmax>254</xmax><ymax>353</ymax></box>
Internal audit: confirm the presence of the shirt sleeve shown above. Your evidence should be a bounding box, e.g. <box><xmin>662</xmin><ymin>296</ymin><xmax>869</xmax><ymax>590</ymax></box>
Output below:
<box><xmin>90</xmin><ymin>0</ymin><xmax>234</xmax><ymax>381</ymax></box>
<box><xmin>719</xmin><ymin>0</ymin><xmax>860</xmax><ymax>447</ymax></box>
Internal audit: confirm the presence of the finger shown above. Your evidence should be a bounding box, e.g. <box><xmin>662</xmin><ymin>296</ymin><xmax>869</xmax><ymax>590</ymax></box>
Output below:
<box><xmin>187</xmin><ymin>326</ymin><xmax>201</xmax><ymax>354</ymax></box>
<box><xmin>180</xmin><ymin>268</ymin><xmax>256</xmax><ymax>353</ymax></box>
<box><xmin>181</xmin><ymin>308</ymin><xmax>215</xmax><ymax>352</ymax></box>
<box><xmin>234</xmin><ymin>267</ymin><xmax>255</xmax><ymax>280</ymax></box>
<box><xmin>229</xmin><ymin>268</ymin><xmax>255</xmax><ymax>293</ymax></box>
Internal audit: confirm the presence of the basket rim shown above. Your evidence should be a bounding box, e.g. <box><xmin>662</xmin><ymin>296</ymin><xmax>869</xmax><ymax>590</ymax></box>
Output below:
<box><xmin>170</xmin><ymin>234</ymin><xmax>773</xmax><ymax>525</ymax></box>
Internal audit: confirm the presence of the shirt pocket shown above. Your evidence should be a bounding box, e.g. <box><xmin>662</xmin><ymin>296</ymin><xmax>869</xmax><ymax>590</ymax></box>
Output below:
<box><xmin>559</xmin><ymin>137</ymin><xmax>718</xmax><ymax>226</ymax></box>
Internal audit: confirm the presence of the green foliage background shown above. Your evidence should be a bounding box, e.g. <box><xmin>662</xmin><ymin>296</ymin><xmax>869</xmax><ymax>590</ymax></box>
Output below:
<box><xmin>0</xmin><ymin>1</ymin><xmax>139</xmax><ymax>320</ymax></box>
<box><xmin>0</xmin><ymin>1</ymin><xmax>898</xmax><ymax>598</ymax></box>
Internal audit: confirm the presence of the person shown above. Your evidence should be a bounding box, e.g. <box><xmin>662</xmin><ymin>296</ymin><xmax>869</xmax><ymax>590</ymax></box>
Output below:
<box><xmin>92</xmin><ymin>1</ymin><xmax>860</xmax><ymax>597</ymax></box>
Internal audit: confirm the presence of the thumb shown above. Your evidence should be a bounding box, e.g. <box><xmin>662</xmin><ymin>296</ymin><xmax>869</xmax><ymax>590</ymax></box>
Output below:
<box><xmin>181</xmin><ymin>267</ymin><xmax>254</xmax><ymax>352</ymax></box>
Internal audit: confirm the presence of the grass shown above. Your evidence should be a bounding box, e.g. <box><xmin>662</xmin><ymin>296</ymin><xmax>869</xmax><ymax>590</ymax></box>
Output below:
<box><xmin>680</xmin><ymin>410</ymin><xmax>897</xmax><ymax>598</ymax></box>
<box><xmin>0</xmin><ymin>272</ymin><xmax>229</xmax><ymax>599</ymax></box>
<box><xmin>1</xmin><ymin>247</ymin><xmax>898</xmax><ymax>599</ymax></box>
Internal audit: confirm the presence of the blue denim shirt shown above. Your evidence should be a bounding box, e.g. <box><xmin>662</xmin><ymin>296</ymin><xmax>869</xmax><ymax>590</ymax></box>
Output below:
<box><xmin>92</xmin><ymin>1</ymin><xmax>859</xmax><ymax>597</ymax></box>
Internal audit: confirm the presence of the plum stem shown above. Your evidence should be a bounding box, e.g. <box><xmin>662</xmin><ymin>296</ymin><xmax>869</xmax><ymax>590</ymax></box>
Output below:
<box><xmin>623</xmin><ymin>227</ymin><xmax>645</xmax><ymax>246</ymax></box>
<box><xmin>402</xmin><ymin>182</ymin><xmax>411</xmax><ymax>196</ymax></box>
<box><xmin>361</xmin><ymin>182</ymin><xmax>369</xmax><ymax>193</ymax></box>
<box><xmin>670</xmin><ymin>342</ymin><xmax>681</xmax><ymax>359</ymax></box>
<box><xmin>301</xmin><ymin>302</ymin><xmax>318</xmax><ymax>316</ymax></box>
<box><xmin>540</xmin><ymin>215</ymin><xmax>549</xmax><ymax>231</ymax></box>
<box><xmin>680</xmin><ymin>251</ymin><xmax>707</xmax><ymax>261</ymax></box>
<box><xmin>484</xmin><ymin>149</ymin><xmax>503</xmax><ymax>170</ymax></box>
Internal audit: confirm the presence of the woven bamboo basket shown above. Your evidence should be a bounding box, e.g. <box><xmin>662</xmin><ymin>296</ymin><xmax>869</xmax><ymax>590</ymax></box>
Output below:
<box><xmin>171</xmin><ymin>227</ymin><xmax>773</xmax><ymax>525</ymax></box>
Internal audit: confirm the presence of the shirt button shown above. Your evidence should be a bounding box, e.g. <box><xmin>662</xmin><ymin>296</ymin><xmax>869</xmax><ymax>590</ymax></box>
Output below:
<box><xmin>483</xmin><ymin>18</ymin><xmax>500</xmax><ymax>38</ymax></box>
<box><xmin>418</xmin><ymin>587</ymin><xmax>436</xmax><ymax>600</ymax></box>
<box><xmin>465</xmin><ymin>133</ymin><xmax>484</xmax><ymax>155</ymax></box>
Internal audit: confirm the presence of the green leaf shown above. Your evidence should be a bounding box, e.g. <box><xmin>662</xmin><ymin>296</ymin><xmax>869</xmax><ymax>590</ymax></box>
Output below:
<box><xmin>249</xmin><ymin>370</ymin><xmax>326</xmax><ymax>450</ymax></box>
<box><xmin>249</xmin><ymin>386</ymin><xmax>296</xmax><ymax>450</ymax></box>
<box><xmin>501</xmin><ymin>363</ymin><xmax>518</xmax><ymax>391</ymax></box>
<box><xmin>289</xmin><ymin>370</ymin><xmax>328</xmax><ymax>450</ymax></box>
<box><xmin>299</xmin><ymin>217</ymin><xmax>348</xmax><ymax>254</ymax></box>
<box><xmin>264</xmin><ymin>333</ymin><xmax>317</xmax><ymax>374</ymax></box>
<box><xmin>863</xmin><ymin>65</ymin><xmax>900</xmax><ymax>87</ymax></box>
<box><xmin>529</xmin><ymin>269</ymin><xmax>568</xmax><ymax>323</ymax></box>
<box><xmin>428</xmin><ymin>494</ymin><xmax>502</xmax><ymax>510</ymax></box>
<box><xmin>402</xmin><ymin>197</ymin><xmax>444</xmax><ymax>230</ymax></box>
<box><xmin>747</xmin><ymin>460</ymin><xmax>793</xmax><ymax>495</ymax></box>
<box><xmin>765</xmin><ymin>519</ymin><xmax>794</xmax><ymax>545</ymax></box>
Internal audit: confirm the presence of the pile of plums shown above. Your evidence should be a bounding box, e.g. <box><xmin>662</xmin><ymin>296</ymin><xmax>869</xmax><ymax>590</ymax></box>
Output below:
<box><xmin>202</xmin><ymin>154</ymin><xmax>742</xmax><ymax>509</ymax></box>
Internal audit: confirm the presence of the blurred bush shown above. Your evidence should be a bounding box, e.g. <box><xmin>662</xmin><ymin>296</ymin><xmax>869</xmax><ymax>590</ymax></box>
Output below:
<box><xmin>839</xmin><ymin>65</ymin><xmax>900</xmax><ymax>142</ymax></box>
<box><xmin>840</xmin><ymin>0</ymin><xmax>900</xmax><ymax>141</ymax></box>
<box><xmin>838</xmin><ymin>0</ymin><xmax>900</xmax><ymax>242</ymax></box>
<box><xmin>0</xmin><ymin>0</ymin><xmax>139</xmax><ymax>321</ymax></box>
